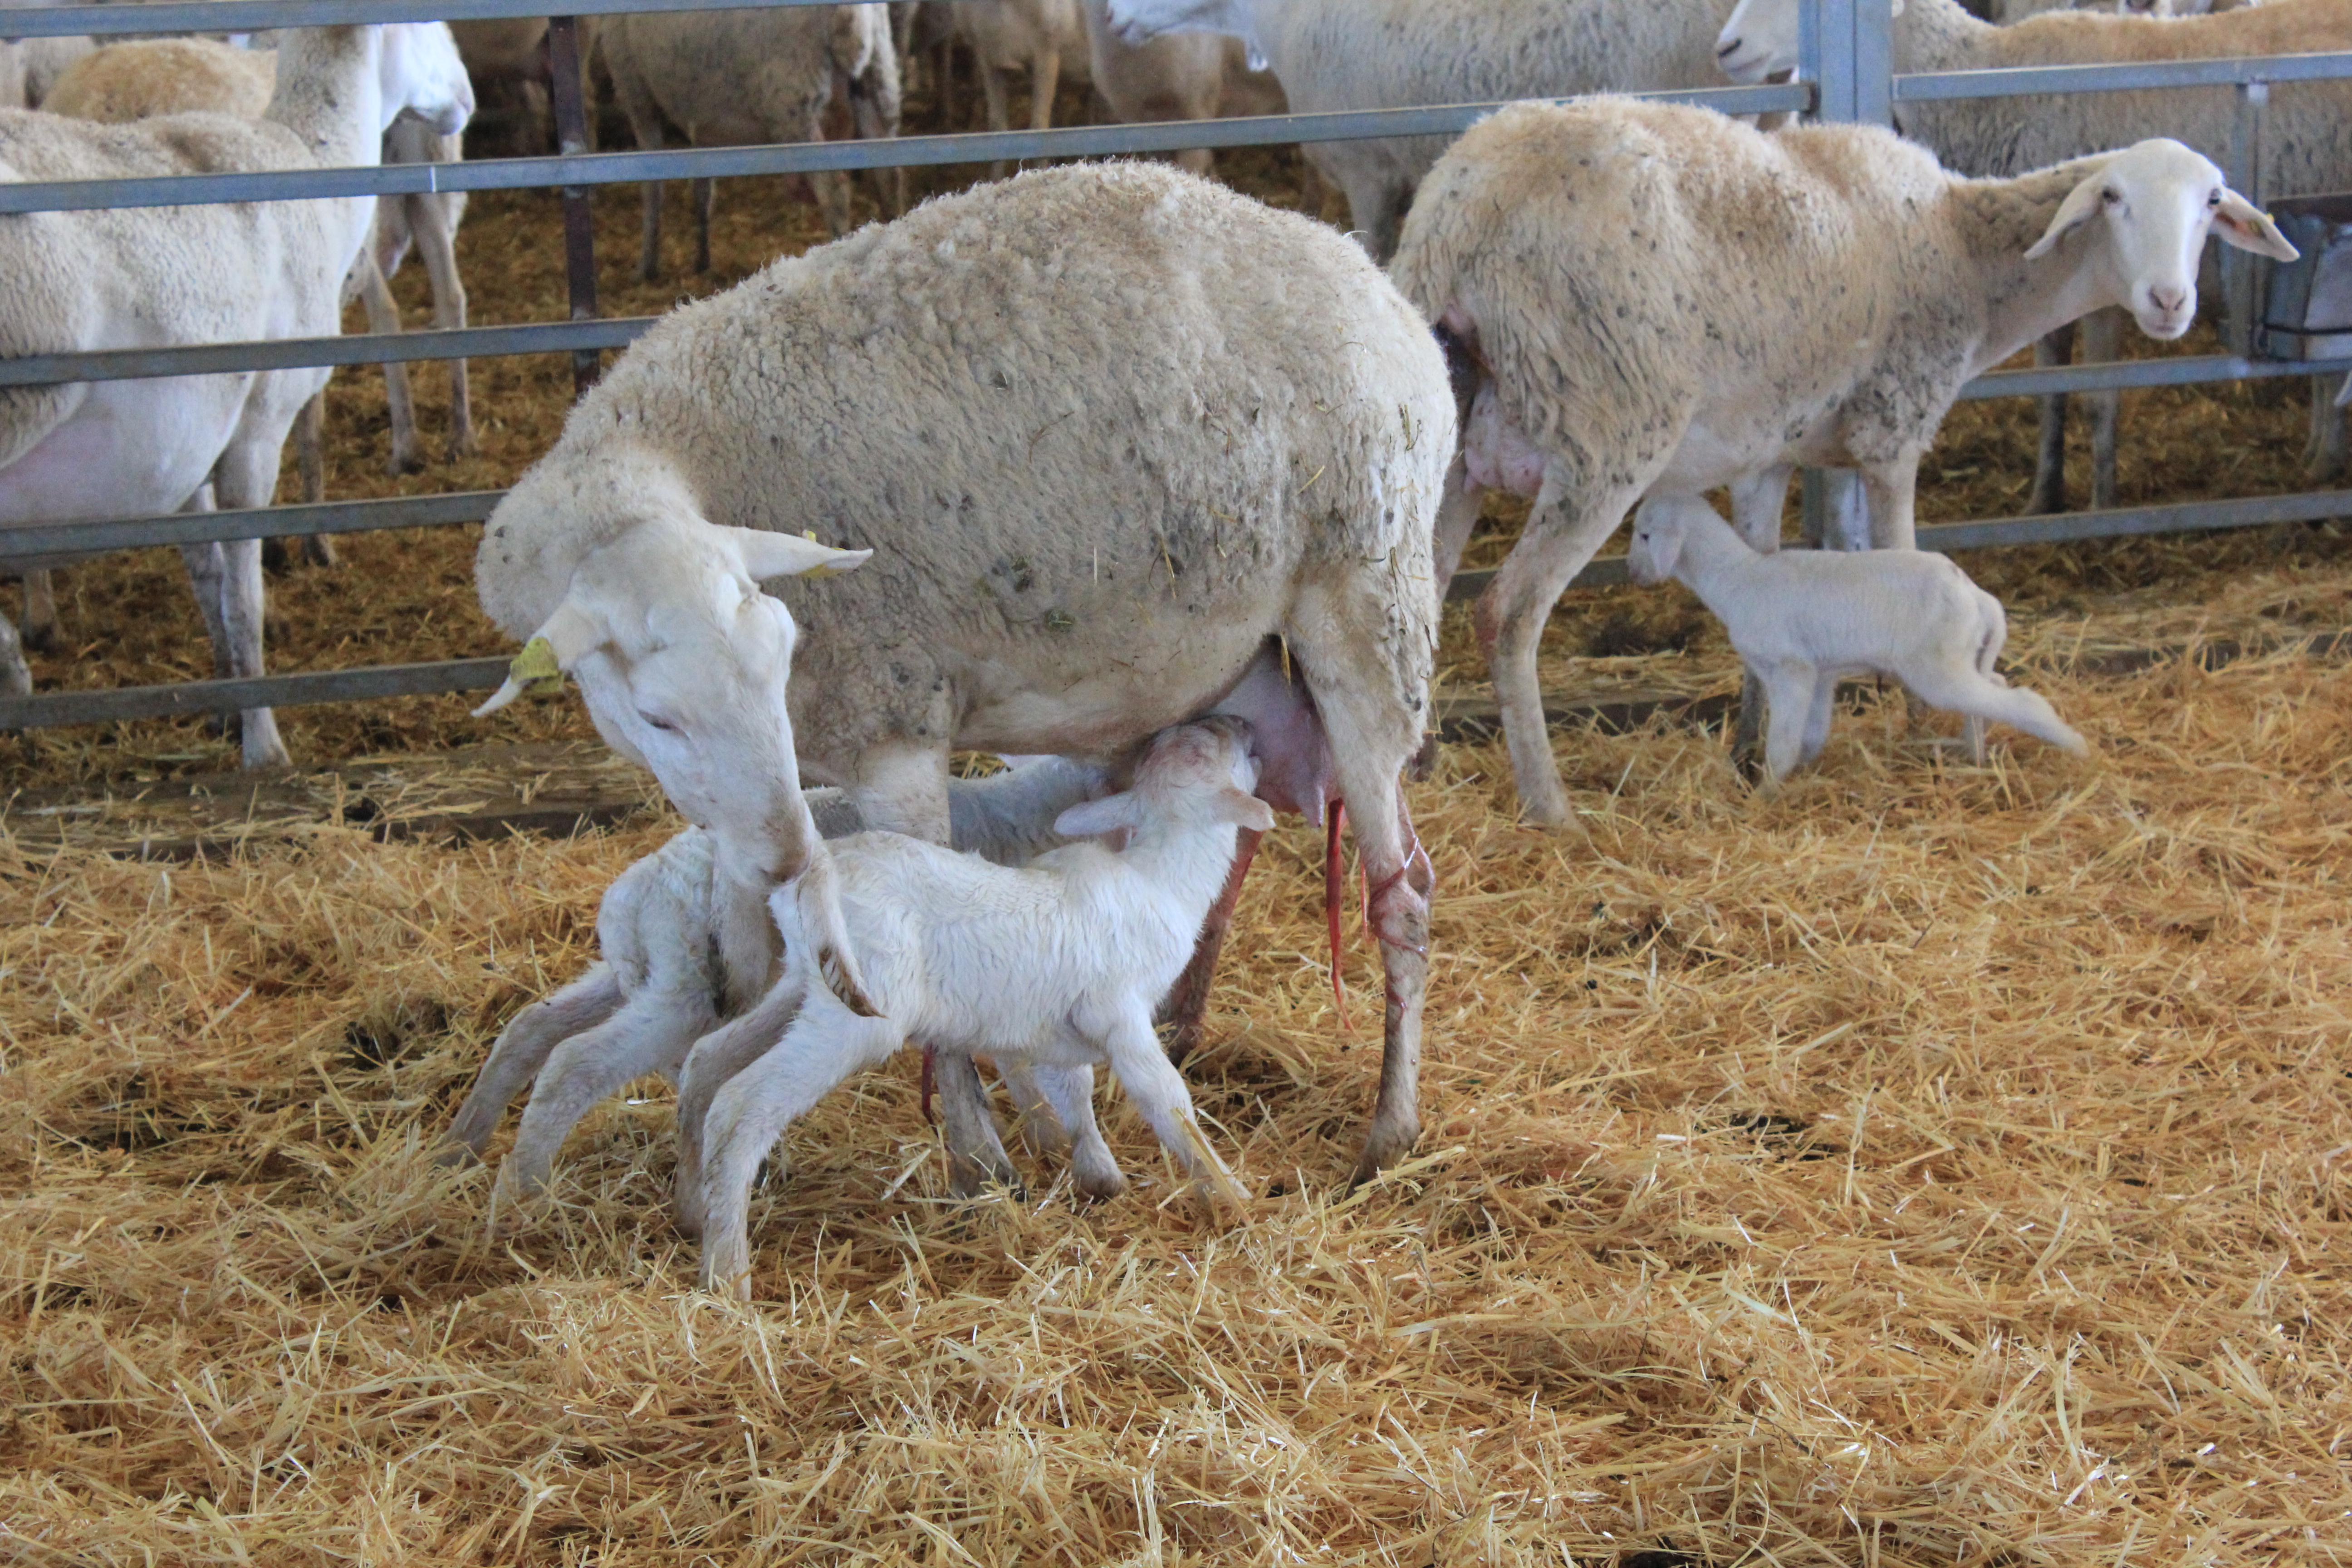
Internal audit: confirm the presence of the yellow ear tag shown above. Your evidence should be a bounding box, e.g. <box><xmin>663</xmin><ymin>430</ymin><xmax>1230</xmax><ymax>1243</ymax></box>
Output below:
<box><xmin>510</xmin><ymin>635</ymin><xmax>567</xmax><ymax>697</ymax></box>
<box><xmin>798</xmin><ymin>528</ymin><xmax>853</xmax><ymax>581</ymax></box>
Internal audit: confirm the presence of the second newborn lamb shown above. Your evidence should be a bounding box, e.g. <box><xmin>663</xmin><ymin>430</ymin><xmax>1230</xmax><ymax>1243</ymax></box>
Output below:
<box><xmin>1627</xmin><ymin>495</ymin><xmax>2089</xmax><ymax>788</ymax></box>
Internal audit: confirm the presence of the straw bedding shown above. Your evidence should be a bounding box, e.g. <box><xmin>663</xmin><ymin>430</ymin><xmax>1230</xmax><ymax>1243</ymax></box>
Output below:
<box><xmin>6</xmin><ymin>81</ymin><xmax>2352</xmax><ymax>1568</ymax></box>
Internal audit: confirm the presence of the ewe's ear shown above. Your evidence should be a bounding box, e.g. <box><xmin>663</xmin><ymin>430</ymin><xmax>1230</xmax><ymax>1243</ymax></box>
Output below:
<box><xmin>2025</xmin><ymin>166</ymin><xmax>2113</xmax><ymax>260</ymax></box>
<box><xmin>1054</xmin><ymin>793</ymin><xmax>1144</xmax><ymax>840</ymax></box>
<box><xmin>2212</xmin><ymin>191</ymin><xmax>2298</xmax><ymax>262</ymax></box>
<box><xmin>724</xmin><ymin>525</ymin><xmax>873</xmax><ymax>583</ymax></box>
<box><xmin>472</xmin><ymin>597</ymin><xmax>604</xmax><ymax>715</ymax></box>
<box><xmin>1215</xmin><ymin>787</ymin><xmax>1278</xmax><ymax>833</ymax></box>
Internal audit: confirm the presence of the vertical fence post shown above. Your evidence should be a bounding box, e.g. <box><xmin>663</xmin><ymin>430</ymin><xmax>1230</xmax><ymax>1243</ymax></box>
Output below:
<box><xmin>547</xmin><ymin>14</ymin><xmax>601</xmax><ymax>397</ymax></box>
<box><xmin>1800</xmin><ymin>0</ymin><xmax>1886</xmax><ymax>549</ymax></box>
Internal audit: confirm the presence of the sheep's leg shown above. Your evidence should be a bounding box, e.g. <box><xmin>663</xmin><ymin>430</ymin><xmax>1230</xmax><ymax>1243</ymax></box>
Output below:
<box><xmin>1431</xmin><ymin>458</ymin><xmax>1481</xmax><ymax>599</ymax></box>
<box><xmin>980</xmin><ymin>61</ymin><xmax>1013</xmax><ymax>178</ymax></box>
<box><xmin>848</xmin><ymin>39</ymin><xmax>905</xmax><ymax>217</ymax></box>
<box><xmin>1157</xmin><ymin>825</ymin><xmax>1262</xmax><ymax>1067</ymax></box>
<box><xmin>442</xmin><ymin>965</ymin><xmax>627</xmax><ymax>1161</ymax></box>
<box><xmin>206</xmin><ymin>445</ymin><xmax>290</xmax><ymax>769</ymax></box>
<box><xmin>1903</xmin><ymin>668</ymin><xmax>2088</xmax><ymax>758</ymax></box>
<box><xmin>627</xmin><ymin>113</ymin><xmax>667</xmax><ymax>281</ymax></box>
<box><xmin>354</xmin><ymin>254</ymin><xmax>421</xmax><ymax>477</ymax></box>
<box><xmin>1725</xmin><ymin>465</ymin><xmax>1794</xmax><ymax>771</ymax></box>
<box><xmin>1098</xmin><ymin>1003</ymin><xmax>1247</xmax><ymax>1210</ymax></box>
<box><xmin>1028</xmin><ymin>48</ymin><xmax>1059</xmax><ymax>133</ymax></box>
<box><xmin>671</xmin><ymin>970</ymin><xmax>810</xmax><ymax>1238</ymax></box>
<box><xmin>2084</xmin><ymin>306</ymin><xmax>2123</xmax><ymax>511</ymax></box>
<box><xmin>997</xmin><ymin>1058</ymin><xmax>1068</xmax><ymax>1158</ymax></box>
<box><xmin>2029</xmin><ymin>323</ymin><xmax>2075</xmax><ymax>515</ymax></box>
<box><xmin>1029</xmin><ymin>1061</ymin><xmax>1124</xmax><ymax>1200</ymax></box>
<box><xmin>1757</xmin><ymin>663</ymin><xmax>1819</xmax><ymax>790</ymax></box>
<box><xmin>1799</xmin><ymin>671</ymin><xmax>1837</xmax><ymax>767</ymax></box>
<box><xmin>934</xmin><ymin>1052</ymin><xmax>1023</xmax><ymax>1197</ymax></box>
<box><xmin>409</xmin><ymin>191</ymin><xmax>475</xmax><ymax>460</ymax></box>
<box><xmin>1858</xmin><ymin>452</ymin><xmax>1921</xmax><ymax>552</ymax></box>
<box><xmin>699</xmin><ymin>1008</ymin><xmax>903</xmax><ymax>1300</ymax></box>
<box><xmin>2306</xmin><ymin>372</ymin><xmax>2350</xmax><ymax>484</ymax></box>
<box><xmin>692</xmin><ymin>176</ymin><xmax>716</xmax><ymax>274</ymax></box>
<box><xmin>278</xmin><ymin>396</ymin><xmax>339</xmax><ymax>571</ymax></box>
<box><xmin>0</xmin><ymin>606</ymin><xmax>28</xmax><ymax>699</ymax></box>
<box><xmin>1475</xmin><ymin>469</ymin><xmax>1650</xmax><ymax>825</ymax></box>
<box><xmin>498</xmin><ymin>997</ymin><xmax>718</xmax><ymax>1198</ymax></box>
<box><xmin>20</xmin><ymin>569</ymin><xmax>58</xmax><ymax>654</ymax></box>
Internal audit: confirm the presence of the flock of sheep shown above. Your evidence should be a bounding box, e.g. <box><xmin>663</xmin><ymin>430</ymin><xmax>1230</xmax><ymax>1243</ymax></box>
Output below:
<box><xmin>0</xmin><ymin>0</ymin><xmax>2341</xmax><ymax>1294</ymax></box>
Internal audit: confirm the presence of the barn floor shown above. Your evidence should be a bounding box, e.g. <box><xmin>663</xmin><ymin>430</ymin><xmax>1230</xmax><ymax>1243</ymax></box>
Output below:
<box><xmin>6</xmin><ymin>78</ymin><xmax>2352</xmax><ymax>1567</ymax></box>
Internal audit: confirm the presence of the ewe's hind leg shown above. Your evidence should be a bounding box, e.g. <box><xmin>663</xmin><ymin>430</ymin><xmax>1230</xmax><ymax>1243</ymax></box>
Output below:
<box><xmin>1158</xmin><ymin>824</ymin><xmax>1261</xmax><ymax>1066</ymax></box>
<box><xmin>499</xmin><ymin>997</ymin><xmax>718</xmax><ymax>1197</ymax></box>
<box><xmin>442</xmin><ymin>965</ymin><xmax>626</xmax><ymax>1161</ymax></box>
<box><xmin>1098</xmin><ymin>1004</ymin><xmax>1246</xmax><ymax>1209</ymax></box>
<box><xmin>672</xmin><ymin>973</ymin><xmax>809</xmax><ymax>1237</ymax></box>
<box><xmin>353</xmin><ymin>255</ymin><xmax>421</xmax><ymax>477</ymax></box>
<box><xmin>2030</xmin><ymin>322</ymin><xmax>2075</xmax><ymax>515</ymax></box>
<box><xmin>20</xmin><ymin>569</ymin><xmax>57</xmax><ymax>653</ymax></box>
<box><xmin>699</xmin><ymin>1009</ymin><xmax>903</xmax><ymax>1300</ymax></box>
<box><xmin>208</xmin><ymin>442</ymin><xmax>291</xmax><ymax>768</ymax></box>
<box><xmin>1476</xmin><ymin>468</ymin><xmax>1653</xmax><ymax>825</ymax></box>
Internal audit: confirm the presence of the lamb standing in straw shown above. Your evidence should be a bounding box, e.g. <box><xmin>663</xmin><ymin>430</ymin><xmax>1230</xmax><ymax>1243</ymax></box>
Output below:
<box><xmin>1626</xmin><ymin>494</ymin><xmax>2088</xmax><ymax>788</ymax></box>
<box><xmin>695</xmin><ymin>718</ymin><xmax>1267</xmax><ymax>1301</ymax></box>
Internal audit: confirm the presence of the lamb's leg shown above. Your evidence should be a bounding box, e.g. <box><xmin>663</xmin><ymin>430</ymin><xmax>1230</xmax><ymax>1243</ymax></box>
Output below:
<box><xmin>353</xmin><ymin>253</ymin><xmax>421</xmax><ymax>477</ymax></box>
<box><xmin>498</xmin><ymin>997</ymin><xmax>718</xmax><ymax>1197</ymax></box>
<box><xmin>1098</xmin><ymin>1003</ymin><xmax>1247</xmax><ymax>1210</ymax></box>
<box><xmin>0</xmin><ymin>606</ymin><xmax>28</xmax><ymax>699</ymax></box>
<box><xmin>1474</xmin><ymin>469</ymin><xmax>1651</xmax><ymax>825</ymax></box>
<box><xmin>206</xmin><ymin>441</ymin><xmax>290</xmax><ymax>768</ymax></box>
<box><xmin>2029</xmin><ymin>322</ymin><xmax>2075</xmax><ymax>515</ymax></box>
<box><xmin>1026</xmin><ymin>1061</ymin><xmax>1124</xmax><ymax>1200</ymax></box>
<box><xmin>1799</xmin><ymin>671</ymin><xmax>1837</xmax><ymax>767</ymax></box>
<box><xmin>692</xmin><ymin>176</ymin><xmax>716</xmax><ymax>274</ymax></box>
<box><xmin>2084</xmin><ymin>306</ymin><xmax>2123</xmax><ymax>511</ymax></box>
<box><xmin>1758</xmin><ymin>663</ymin><xmax>1819</xmax><ymax>790</ymax></box>
<box><xmin>997</xmin><ymin>1058</ymin><xmax>1068</xmax><ymax>1158</ymax></box>
<box><xmin>2307</xmin><ymin>372</ymin><xmax>2350</xmax><ymax>484</ymax></box>
<box><xmin>699</xmin><ymin>1008</ymin><xmax>902</xmax><ymax>1300</ymax></box>
<box><xmin>672</xmin><ymin>971</ymin><xmax>809</xmax><ymax>1237</ymax></box>
<box><xmin>1157</xmin><ymin>825</ymin><xmax>1262</xmax><ymax>1066</ymax></box>
<box><xmin>441</xmin><ymin>965</ymin><xmax>626</xmax><ymax>1161</ymax></box>
<box><xmin>1726</xmin><ymin>465</ymin><xmax>1794</xmax><ymax>770</ymax></box>
<box><xmin>409</xmin><ymin>191</ymin><xmax>475</xmax><ymax>460</ymax></box>
<box><xmin>1904</xmin><ymin>667</ymin><xmax>2088</xmax><ymax>758</ymax></box>
<box><xmin>20</xmin><ymin>569</ymin><xmax>57</xmax><ymax>653</ymax></box>
<box><xmin>935</xmin><ymin>1052</ymin><xmax>1022</xmax><ymax>1197</ymax></box>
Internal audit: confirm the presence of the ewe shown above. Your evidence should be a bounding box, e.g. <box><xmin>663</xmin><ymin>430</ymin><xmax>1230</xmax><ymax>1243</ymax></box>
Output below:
<box><xmin>473</xmin><ymin>163</ymin><xmax>1450</xmax><ymax>1186</ymax></box>
<box><xmin>0</xmin><ymin>24</ymin><xmax>474</xmax><ymax>754</ymax></box>
<box><xmin>1627</xmin><ymin>495</ymin><xmax>2087</xmax><ymax>788</ymax></box>
<box><xmin>695</xmin><ymin>720</ymin><xmax>1267</xmax><ymax>1301</ymax></box>
<box><xmin>1388</xmin><ymin>100</ymin><xmax>2289</xmax><ymax>822</ymax></box>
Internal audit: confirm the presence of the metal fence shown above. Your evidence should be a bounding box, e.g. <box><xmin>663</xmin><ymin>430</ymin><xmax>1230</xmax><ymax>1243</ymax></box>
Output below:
<box><xmin>2</xmin><ymin>0</ymin><xmax>2349</xmax><ymax>733</ymax></box>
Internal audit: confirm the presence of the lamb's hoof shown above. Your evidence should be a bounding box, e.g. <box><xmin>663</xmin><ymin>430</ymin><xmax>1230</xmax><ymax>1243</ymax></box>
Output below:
<box><xmin>1073</xmin><ymin>1168</ymin><xmax>1127</xmax><ymax>1204</ymax></box>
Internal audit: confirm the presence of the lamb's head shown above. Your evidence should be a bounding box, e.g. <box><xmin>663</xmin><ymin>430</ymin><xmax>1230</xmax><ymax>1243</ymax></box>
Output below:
<box><xmin>1105</xmin><ymin>0</ymin><xmax>1263</xmax><ymax>65</ymax></box>
<box><xmin>1714</xmin><ymin>0</ymin><xmax>1837</xmax><ymax>85</ymax></box>
<box><xmin>1625</xmin><ymin>495</ymin><xmax>1702</xmax><ymax>588</ymax></box>
<box><xmin>378</xmin><ymin>21</ymin><xmax>473</xmax><ymax>136</ymax></box>
<box><xmin>1053</xmin><ymin>718</ymin><xmax>1276</xmax><ymax>843</ymax></box>
<box><xmin>475</xmin><ymin>514</ymin><xmax>869</xmax><ymax>897</ymax></box>
<box><xmin>2025</xmin><ymin>139</ymin><xmax>2295</xmax><ymax>339</ymax></box>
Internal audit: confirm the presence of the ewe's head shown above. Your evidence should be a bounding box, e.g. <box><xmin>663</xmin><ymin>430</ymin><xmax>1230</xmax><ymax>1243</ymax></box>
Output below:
<box><xmin>1053</xmin><ymin>719</ymin><xmax>1276</xmax><ymax>843</ymax></box>
<box><xmin>1625</xmin><ymin>496</ymin><xmax>1704</xmax><ymax>588</ymax></box>
<box><xmin>1714</xmin><ymin>0</ymin><xmax>1827</xmax><ymax>85</ymax></box>
<box><xmin>1105</xmin><ymin>0</ymin><xmax>1264</xmax><ymax>65</ymax></box>
<box><xmin>2026</xmin><ymin>139</ymin><xmax>2295</xmax><ymax>339</ymax></box>
<box><xmin>379</xmin><ymin>22</ymin><xmax>473</xmax><ymax>136</ymax></box>
<box><xmin>476</xmin><ymin>516</ymin><xmax>870</xmax><ymax>893</ymax></box>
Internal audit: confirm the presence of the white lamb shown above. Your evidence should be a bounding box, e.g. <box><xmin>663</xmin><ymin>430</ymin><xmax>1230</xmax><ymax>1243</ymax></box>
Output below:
<box><xmin>444</xmin><ymin>757</ymin><xmax>1120</xmax><ymax>1203</ymax></box>
<box><xmin>1627</xmin><ymin>494</ymin><xmax>2088</xmax><ymax>788</ymax></box>
<box><xmin>695</xmin><ymin>719</ymin><xmax>1268</xmax><ymax>1300</ymax></box>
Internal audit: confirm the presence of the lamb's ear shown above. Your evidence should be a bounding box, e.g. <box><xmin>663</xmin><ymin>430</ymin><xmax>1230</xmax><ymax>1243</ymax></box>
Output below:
<box><xmin>2212</xmin><ymin>191</ymin><xmax>2298</xmax><ymax>262</ymax></box>
<box><xmin>1054</xmin><ymin>792</ymin><xmax>1144</xmax><ymax>839</ymax></box>
<box><xmin>2025</xmin><ymin>166</ymin><xmax>2113</xmax><ymax>260</ymax></box>
<box><xmin>472</xmin><ymin>598</ymin><xmax>604</xmax><ymax>716</ymax></box>
<box><xmin>1214</xmin><ymin>787</ymin><xmax>1278</xmax><ymax>833</ymax></box>
<box><xmin>724</xmin><ymin>526</ymin><xmax>873</xmax><ymax>583</ymax></box>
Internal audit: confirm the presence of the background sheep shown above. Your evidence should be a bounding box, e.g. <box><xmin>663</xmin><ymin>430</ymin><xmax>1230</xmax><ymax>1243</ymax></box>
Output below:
<box><xmin>472</xmin><ymin>162</ymin><xmax>1451</xmax><ymax>1186</ymax></box>
<box><xmin>1390</xmin><ymin>101</ymin><xmax>2291</xmax><ymax>822</ymax></box>
<box><xmin>0</xmin><ymin>24</ymin><xmax>474</xmax><ymax>760</ymax></box>
<box><xmin>696</xmin><ymin>720</ymin><xmax>1268</xmax><ymax>1299</ymax></box>
<box><xmin>1078</xmin><ymin>0</ymin><xmax>1283</xmax><ymax>176</ymax></box>
<box><xmin>1626</xmin><ymin>494</ymin><xmax>2088</xmax><ymax>787</ymax></box>
<box><xmin>1102</xmin><ymin>0</ymin><xmax>1739</xmax><ymax>260</ymax></box>
<box><xmin>601</xmin><ymin>4</ymin><xmax>902</xmax><ymax>281</ymax></box>
<box><xmin>950</xmin><ymin>0</ymin><xmax>1083</xmax><ymax>176</ymax></box>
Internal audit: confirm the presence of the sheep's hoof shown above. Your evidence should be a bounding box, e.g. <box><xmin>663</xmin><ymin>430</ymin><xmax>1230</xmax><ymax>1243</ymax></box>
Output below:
<box><xmin>446</xmin><ymin>431</ymin><xmax>479</xmax><ymax>462</ymax></box>
<box><xmin>1405</xmin><ymin>731</ymin><xmax>1441</xmax><ymax>782</ymax></box>
<box><xmin>1347</xmin><ymin>1120</ymin><xmax>1422</xmax><ymax>1192</ymax></box>
<box><xmin>385</xmin><ymin>450</ymin><xmax>427</xmax><ymax>478</ymax></box>
<box><xmin>20</xmin><ymin>622</ymin><xmax>60</xmax><ymax>656</ymax></box>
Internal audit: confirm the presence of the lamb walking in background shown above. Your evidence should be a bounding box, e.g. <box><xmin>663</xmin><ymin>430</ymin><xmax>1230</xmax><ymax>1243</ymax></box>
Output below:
<box><xmin>695</xmin><ymin>719</ymin><xmax>1268</xmax><ymax>1300</ymax></box>
<box><xmin>1388</xmin><ymin>100</ymin><xmax>2290</xmax><ymax>823</ymax></box>
<box><xmin>1627</xmin><ymin>495</ymin><xmax>2088</xmax><ymax>788</ymax></box>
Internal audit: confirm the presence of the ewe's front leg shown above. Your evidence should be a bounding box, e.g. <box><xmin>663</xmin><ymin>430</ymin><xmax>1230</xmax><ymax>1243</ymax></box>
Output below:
<box><xmin>2029</xmin><ymin>322</ymin><xmax>2076</xmax><ymax>516</ymax></box>
<box><xmin>442</xmin><ymin>965</ymin><xmax>626</xmax><ymax>1161</ymax></box>
<box><xmin>1475</xmin><ymin>469</ymin><xmax>1644</xmax><ymax>825</ymax></box>
<box><xmin>499</xmin><ymin>996</ymin><xmax>719</xmax><ymax>1198</ymax></box>
<box><xmin>2082</xmin><ymin>307</ymin><xmax>2124</xmax><ymax>510</ymax></box>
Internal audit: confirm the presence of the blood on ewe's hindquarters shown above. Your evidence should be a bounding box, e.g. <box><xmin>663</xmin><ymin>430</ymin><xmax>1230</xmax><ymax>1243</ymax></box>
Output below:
<box><xmin>473</xmin><ymin>162</ymin><xmax>1452</xmax><ymax>1188</ymax></box>
<box><xmin>695</xmin><ymin>720</ymin><xmax>1269</xmax><ymax>1302</ymax></box>
<box><xmin>1389</xmin><ymin>100</ymin><xmax>2290</xmax><ymax>820</ymax></box>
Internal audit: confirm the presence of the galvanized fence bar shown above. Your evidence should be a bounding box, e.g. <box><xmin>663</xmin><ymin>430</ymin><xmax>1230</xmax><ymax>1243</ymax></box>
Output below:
<box><xmin>1</xmin><ymin>492</ymin><xmax>502</xmax><ymax>564</ymax></box>
<box><xmin>0</xmin><ymin>319</ymin><xmax>653</xmax><ymax>388</ymax></box>
<box><xmin>1896</xmin><ymin>51</ymin><xmax>2352</xmax><ymax>103</ymax></box>
<box><xmin>0</xmin><ymin>0</ymin><xmax>846</xmax><ymax>39</ymax></box>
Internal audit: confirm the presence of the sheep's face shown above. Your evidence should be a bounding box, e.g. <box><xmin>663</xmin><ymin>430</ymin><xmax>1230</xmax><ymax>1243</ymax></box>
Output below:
<box><xmin>380</xmin><ymin>21</ymin><xmax>475</xmax><ymax>137</ymax></box>
<box><xmin>1106</xmin><ymin>0</ymin><xmax>1255</xmax><ymax>55</ymax></box>
<box><xmin>475</xmin><ymin>516</ymin><xmax>870</xmax><ymax>894</ymax></box>
<box><xmin>1053</xmin><ymin>718</ymin><xmax>1277</xmax><ymax>843</ymax></box>
<box><xmin>1624</xmin><ymin>499</ymin><xmax>1691</xmax><ymax>588</ymax></box>
<box><xmin>2026</xmin><ymin>140</ymin><xmax>2297</xmax><ymax>341</ymax></box>
<box><xmin>1714</xmin><ymin>0</ymin><xmax>1815</xmax><ymax>86</ymax></box>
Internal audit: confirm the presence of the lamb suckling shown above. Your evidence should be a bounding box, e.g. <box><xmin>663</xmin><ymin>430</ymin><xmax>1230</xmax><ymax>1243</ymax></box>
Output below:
<box><xmin>1103</xmin><ymin>0</ymin><xmax>1738</xmax><ymax>260</ymax></box>
<box><xmin>1388</xmin><ymin>99</ymin><xmax>2291</xmax><ymax>823</ymax></box>
<box><xmin>472</xmin><ymin>162</ymin><xmax>1450</xmax><ymax>1188</ymax></box>
<box><xmin>444</xmin><ymin>757</ymin><xmax>1118</xmax><ymax>1205</ymax></box>
<box><xmin>694</xmin><ymin>719</ymin><xmax>1268</xmax><ymax>1300</ymax></box>
<box><xmin>0</xmin><ymin>24</ymin><xmax>475</xmax><ymax>764</ymax></box>
<box><xmin>600</xmin><ymin>3</ymin><xmax>901</xmax><ymax>280</ymax></box>
<box><xmin>1626</xmin><ymin>495</ymin><xmax>2089</xmax><ymax>788</ymax></box>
